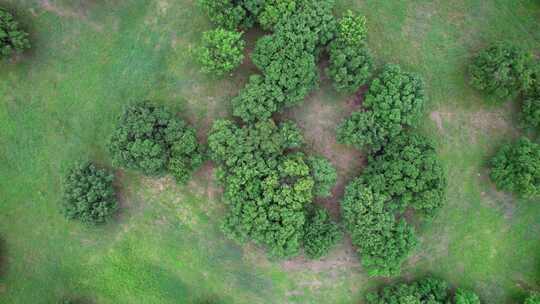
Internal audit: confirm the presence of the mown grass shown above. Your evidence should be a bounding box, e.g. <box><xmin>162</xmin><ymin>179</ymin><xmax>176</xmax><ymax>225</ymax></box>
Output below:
<box><xmin>1</xmin><ymin>0</ymin><xmax>539</xmax><ymax>303</ymax></box>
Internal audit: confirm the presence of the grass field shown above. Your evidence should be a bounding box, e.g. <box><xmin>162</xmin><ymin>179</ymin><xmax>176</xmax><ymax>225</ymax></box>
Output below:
<box><xmin>1</xmin><ymin>0</ymin><xmax>540</xmax><ymax>303</ymax></box>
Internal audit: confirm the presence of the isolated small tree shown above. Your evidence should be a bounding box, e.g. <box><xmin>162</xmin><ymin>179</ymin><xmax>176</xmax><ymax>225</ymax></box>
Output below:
<box><xmin>470</xmin><ymin>42</ymin><xmax>534</xmax><ymax>100</ymax></box>
<box><xmin>109</xmin><ymin>102</ymin><xmax>202</xmax><ymax>181</ymax></box>
<box><xmin>303</xmin><ymin>207</ymin><xmax>342</xmax><ymax>259</ymax></box>
<box><xmin>62</xmin><ymin>162</ymin><xmax>117</xmax><ymax>224</ymax></box>
<box><xmin>197</xmin><ymin>28</ymin><xmax>245</xmax><ymax>76</ymax></box>
<box><xmin>490</xmin><ymin>137</ymin><xmax>540</xmax><ymax>197</ymax></box>
<box><xmin>334</xmin><ymin>10</ymin><xmax>367</xmax><ymax>46</ymax></box>
<box><xmin>0</xmin><ymin>7</ymin><xmax>30</xmax><ymax>59</ymax></box>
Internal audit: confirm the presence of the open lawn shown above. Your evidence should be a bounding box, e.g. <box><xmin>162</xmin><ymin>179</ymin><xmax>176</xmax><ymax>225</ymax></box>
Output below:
<box><xmin>1</xmin><ymin>0</ymin><xmax>540</xmax><ymax>303</ymax></box>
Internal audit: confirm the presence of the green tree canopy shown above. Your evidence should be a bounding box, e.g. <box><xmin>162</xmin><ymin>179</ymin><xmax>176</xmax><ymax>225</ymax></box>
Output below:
<box><xmin>62</xmin><ymin>162</ymin><xmax>118</xmax><ymax>225</ymax></box>
<box><xmin>303</xmin><ymin>207</ymin><xmax>342</xmax><ymax>259</ymax></box>
<box><xmin>525</xmin><ymin>292</ymin><xmax>540</xmax><ymax>304</ymax></box>
<box><xmin>490</xmin><ymin>137</ymin><xmax>540</xmax><ymax>197</ymax></box>
<box><xmin>108</xmin><ymin>102</ymin><xmax>202</xmax><ymax>182</ymax></box>
<box><xmin>208</xmin><ymin>119</ymin><xmax>336</xmax><ymax>258</ymax></box>
<box><xmin>197</xmin><ymin>28</ymin><xmax>245</xmax><ymax>76</ymax></box>
<box><xmin>0</xmin><ymin>7</ymin><xmax>30</xmax><ymax>59</ymax></box>
<box><xmin>470</xmin><ymin>42</ymin><xmax>534</xmax><ymax>101</ymax></box>
<box><xmin>337</xmin><ymin>64</ymin><xmax>425</xmax><ymax>150</ymax></box>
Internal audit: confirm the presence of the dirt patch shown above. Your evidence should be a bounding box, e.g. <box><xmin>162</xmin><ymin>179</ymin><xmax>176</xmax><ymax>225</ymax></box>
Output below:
<box><xmin>430</xmin><ymin>111</ymin><xmax>444</xmax><ymax>131</ymax></box>
<box><xmin>40</xmin><ymin>0</ymin><xmax>103</xmax><ymax>31</ymax></box>
<box><xmin>280</xmin><ymin>237</ymin><xmax>360</xmax><ymax>272</ymax></box>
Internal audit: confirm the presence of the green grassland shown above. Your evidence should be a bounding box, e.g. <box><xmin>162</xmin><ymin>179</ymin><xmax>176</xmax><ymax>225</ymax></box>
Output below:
<box><xmin>1</xmin><ymin>0</ymin><xmax>540</xmax><ymax>303</ymax></box>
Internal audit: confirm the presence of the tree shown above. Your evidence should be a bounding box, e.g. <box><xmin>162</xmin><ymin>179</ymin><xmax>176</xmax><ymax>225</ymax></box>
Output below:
<box><xmin>0</xmin><ymin>7</ymin><xmax>30</xmax><ymax>59</ymax></box>
<box><xmin>109</xmin><ymin>102</ymin><xmax>202</xmax><ymax>182</ymax></box>
<box><xmin>307</xmin><ymin>156</ymin><xmax>337</xmax><ymax>197</ymax></box>
<box><xmin>470</xmin><ymin>42</ymin><xmax>534</xmax><ymax>101</ymax></box>
<box><xmin>198</xmin><ymin>0</ymin><xmax>251</xmax><ymax>30</ymax></box>
<box><xmin>256</xmin><ymin>0</ymin><xmax>299</xmax><ymax>31</ymax></box>
<box><xmin>362</xmin><ymin>133</ymin><xmax>446</xmax><ymax>216</ymax></box>
<box><xmin>337</xmin><ymin>64</ymin><xmax>425</xmax><ymax>149</ymax></box>
<box><xmin>303</xmin><ymin>207</ymin><xmax>342</xmax><ymax>259</ymax></box>
<box><xmin>525</xmin><ymin>292</ymin><xmax>540</xmax><ymax>304</ymax></box>
<box><xmin>327</xmin><ymin>40</ymin><xmax>372</xmax><ymax>93</ymax></box>
<box><xmin>62</xmin><ymin>162</ymin><xmax>118</xmax><ymax>224</ymax></box>
<box><xmin>208</xmin><ymin>119</ymin><xmax>336</xmax><ymax>258</ymax></box>
<box><xmin>197</xmin><ymin>28</ymin><xmax>245</xmax><ymax>76</ymax></box>
<box><xmin>366</xmin><ymin>278</ymin><xmax>473</xmax><ymax>304</ymax></box>
<box><xmin>521</xmin><ymin>78</ymin><xmax>540</xmax><ymax>130</ymax></box>
<box><xmin>341</xmin><ymin>181</ymin><xmax>417</xmax><ymax>276</ymax></box>
<box><xmin>334</xmin><ymin>10</ymin><xmax>367</xmax><ymax>46</ymax></box>
<box><xmin>231</xmin><ymin>74</ymin><xmax>283</xmax><ymax>123</ymax></box>
<box><xmin>490</xmin><ymin>137</ymin><xmax>540</xmax><ymax>197</ymax></box>
<box><xmin>455</xmin><ymin>289</ymin><xmax>481</xmax><ymax>304</ymax></box>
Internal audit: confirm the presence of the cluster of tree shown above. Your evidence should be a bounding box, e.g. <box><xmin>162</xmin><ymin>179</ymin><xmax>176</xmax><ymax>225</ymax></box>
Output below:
<box><xmin>62</xmin><ymin>162</ymin><xmax>118</xmax><ymax>225</ymax></box>
<box><xmin>341</xmin><ymin>133</ymin><xmax>445</xmax><ymax>276</ymax></box>
<box><xmin>366</xmin><ymin>277</ymin><xmax>481</xmax><ymax>304</ymax></box>
<box><xmin>337</xmin><ymin>64</ymin><xmax>425</xmax><ymax>150</ymax></box>
<box><xmin>208</xmin><ymin>119</ymin><xmax>340</xmax><ymax>258</ymax></box>
<box><xmin>108</xmin><ymin>102</ymin><xmax>203</xmax><ymax>184</ymax></box>
<box><xmin>490</xmin><ymin>137</ymin><xmax>540</xmax><ymax>197</ymax></box>
<box><xmin>0</xmin><ymin>7</ymin><xmax>30</xmax><ymax>59</ymax></box>
<box><xmin>470</xmin><ymin>42</ymin><xmax>540</xmax><ymax>130</ymax></box>
<box><xmin>327</xmin><ymin>10</ymin><xmax>373</xmax><ymax>93</ymax></box>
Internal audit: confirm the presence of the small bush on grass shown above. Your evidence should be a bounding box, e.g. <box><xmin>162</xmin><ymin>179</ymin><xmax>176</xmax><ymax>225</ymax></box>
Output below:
<box><xmin>0</xmin><ymin>7</ymin><xmax>30</xmax><ymax>59</ymax></box>
<box><xmin>197</xmin><ymin>28</ymin><xmax>245</xmax><ymax>76</ymax></box>
<box><xmin>490</xmin><ymin>137</ymin><xmax>540</xmax><ymax>197</ymax></box>
<box><xmin>470</xmin><ymin>42</ymin><xmax>534</xmax><ymax>101</ymax></box>
<box><xmin>62</xmin><ymin>162</ymin><xmax>117</xmax><ymax>225</ymax></box>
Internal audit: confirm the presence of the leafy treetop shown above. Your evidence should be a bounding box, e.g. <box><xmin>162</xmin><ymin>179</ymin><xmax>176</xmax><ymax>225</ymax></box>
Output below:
<box><xmin>0</xmin><ymin>7</ymin><xmax>30</xmax><ymax>59</ymax></box>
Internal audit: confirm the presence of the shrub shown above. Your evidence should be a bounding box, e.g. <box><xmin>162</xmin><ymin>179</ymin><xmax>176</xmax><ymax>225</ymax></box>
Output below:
<box><xmin>366</xmin><ymin>278</ymin><xmax>458</xmax><ymax>304</ymax></box>
<box><xmin>303</xmin><ymin>207</ymin><xmax>342</xmax><ymax>259</ymax></box>
<box><xmin>62</xmin><ymin>162</ymin><xmax>117</xmax><ymax>224</ymax></box>
<box><xmin>337</xmin><ymin>64</ymin><xmax>425</xmax><ymax>149</ymax></box>
<box><xmin>109</xmin><ymin>102</ymin><xmax>202</xmax><ymax>181</ymax></box>
<box><xmin>197</xmin><ymin>28</ymin><xmax>245</xmax><ymax>76</ymax></box>
<box><xmin>327</xmin><ymin>42</ymin><xmax>373</xmax><ymax>93</ymax></box>
<box><xmin>341</xmin><ymin>181</ymin><xmax>417</xmax><ymax>276</ymax></box>
<box><xmin>0</xmin><ymin>7</ymin><xmax>30</xmax><ymax>59</ymax></box>
<box><xmin>521</xmin><ymin>97</ymin><xmax>540</xmax><ymax>130</ymax></box>
<box><xmin>490</xmin><ymin>137</ymin><xmax>540</xmax><ymax>197</ymax></box>
<box><xmin>470</xmin><ymin>42</ymin><xmax>534</xmax><ymax>100</ymax></box>
<box><xmin>525</xmin><ymin>293</ymin><xmax>540</xmax><ymax>304</ymax></box>
<box><xmin>362</xmin><ymin>133</ymin><xmax>446</xmax><ymax>216</ymax></box>
<box><xmin>455</xmin><ymin>289</ymin><xmax>481</xmax><ymax>304</ymax></box>
<box><xmin>208</xmin><ymin>119</ymin><xmax>335</xmax><ymax>258</ymax></box>
<box><xmin>307</xmin><ymin>156</ymin><xmax>337</xmax><ymax>197</ymax></box>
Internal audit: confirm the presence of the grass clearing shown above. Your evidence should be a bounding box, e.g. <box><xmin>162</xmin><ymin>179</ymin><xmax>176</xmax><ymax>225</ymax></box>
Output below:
<box><xmin>1</xmin><ymin>0</ymin><xmax>540</xmax><ymax>303</ymax></box>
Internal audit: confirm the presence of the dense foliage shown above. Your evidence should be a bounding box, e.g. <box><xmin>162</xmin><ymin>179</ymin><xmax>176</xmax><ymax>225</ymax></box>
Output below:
<box><xmin>525</xmin><ymin>293</ymin><xmax>540</xmax><ymax>304</ymax></box>
<box><xmin>62</xmin><ymin>162</ymin><xmax>118</xmax><ymax>224</ymax></box>
<box><xmin>337</xmin><ymin>64</ymin><xmax>425</xmax><ymax>149</ymax></box>
<box><xmin>327</xmin><ymin>10</ymin><xmax>373</xmax><ymax>93</ymax></box>
<box><xmin>256</xmin><ymin>0</ymin><xmax>299</xmax><ymax>30</ymax></box>
<box><xmin>521</xmin><ymin>80</ymin><xmax>540</xmax><ymax>130</ymax></box>
<box><xmin>470</xmin><ymin>42</ymin><xmax>534</xmax><ymax>100</ymax></box>
<box><xmin>231</xmin><ymin>0</ymin><xmax>336</xmax><ymax>122</ymax></box>
<box><xmin>109</xmin><ymin>102</ymin><xmax>202</xmax><ymax>182</ymax></box>
<box><xmin>366</xmin><ymin>278</ymin><xmax>481</xmax><ymax>304</ymax></box>
<box><xmin>0</xmin><ymin>7</ymin><xmax>30</xmax><ymax>59</ymax></box>
<box><xmin>208</xmin><ymin>119</ymin><xmax>336</xmax><ymax>258</ymax></box>
<box><xmin>307</xmin><ymin>156</ymin><xmax>337</xmax><ymax>197</ymax></box>
<box><xmin>198</xmin><ymin>0</ymin><xmax>252</xmax><ymax>30</ymax></box>
<box><xmin>362</xmin><ymin>133</ymin><xmax>446</xmax><ymax>216</ymax></box>
<box><xmin>303</xmin><ymin>207</ymin><xmax>342</xmax><ymax>259</ymax></box>
<box><xmin>341</xmin><ymin>183</ymin><xmax>416</xmax><ymax>276</ymax></box>
<box><xmin>342</xmin><ymin>132</ymin><xmax>445</xmax><ymax>276</ymax></box>
<box><xmin>197</xmin><ymin>28</ymin><xmax>245</xmax><ymax>76</ymax></box>
<box><xmin>490</xmin><ymin>137</ymin><xmax>540</xmax><ymax>197</ymax></box>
